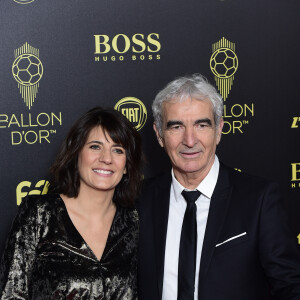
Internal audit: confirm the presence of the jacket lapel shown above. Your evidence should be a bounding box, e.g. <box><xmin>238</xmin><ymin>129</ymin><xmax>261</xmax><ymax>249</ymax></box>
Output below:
<box><xmin>152</xmin><ymin>172</ymin><xmax>172</xmax><ymax>299</ymax></box>
<box><xmin>198</xmin><ymin>164</ymin><xmax>233</xmax><ymax>284</ymax></box>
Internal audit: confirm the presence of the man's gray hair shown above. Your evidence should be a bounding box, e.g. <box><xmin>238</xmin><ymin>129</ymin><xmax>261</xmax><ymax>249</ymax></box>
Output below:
<box><xmin>152</xmin><ymin>74</ymin><xmax>223</xmax><ymax>135</ymax></box>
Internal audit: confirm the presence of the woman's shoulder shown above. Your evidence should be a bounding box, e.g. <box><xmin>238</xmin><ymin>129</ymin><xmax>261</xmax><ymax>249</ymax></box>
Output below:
<box><xmin>6</xmin><ymin>194</ymin><xmax>64</xmax><ymax>240</ymax></box>
<box><xmin>20</xmin><ymin>193</ymin><xmax>63</xmax><ymax>213</ymax></box>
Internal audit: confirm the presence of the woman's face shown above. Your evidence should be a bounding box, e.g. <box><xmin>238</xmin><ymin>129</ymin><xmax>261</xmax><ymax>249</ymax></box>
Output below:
<box><xmin>78</xmin><ymin>126</ymin><xmax>127</xmax><ymax>194</ymax></box>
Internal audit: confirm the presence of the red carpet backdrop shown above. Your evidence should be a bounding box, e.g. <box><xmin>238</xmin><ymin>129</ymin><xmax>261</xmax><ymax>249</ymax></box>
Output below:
<box><xmin>0</xmin><ymin>0</ymin><xmax>299</xmax><ymax>251</ymax></box>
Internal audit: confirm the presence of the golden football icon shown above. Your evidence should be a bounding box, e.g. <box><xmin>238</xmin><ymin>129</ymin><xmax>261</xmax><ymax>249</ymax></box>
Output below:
<box><xmin>210</xmin><ymin>48</ymin><xmax>238</xmax><ymax>79</ymax></box>
<box><xmin>12</xmin><ymin>54</ymin><xmax>43</xmax><ymax>86</ymax></box>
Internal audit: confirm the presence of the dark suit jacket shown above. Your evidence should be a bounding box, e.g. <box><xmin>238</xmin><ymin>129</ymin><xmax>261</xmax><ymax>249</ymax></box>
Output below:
<box><xmin>137</xmin><ymin>163</ymin><xmax>300</xmax><ymax>300</ymax></box>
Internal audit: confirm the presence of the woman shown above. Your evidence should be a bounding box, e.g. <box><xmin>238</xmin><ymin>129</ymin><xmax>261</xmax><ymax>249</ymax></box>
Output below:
<box><xmin>0</xmin><ymin>107</ymin><xmax>143</xmax><ymax>299</ymax></box>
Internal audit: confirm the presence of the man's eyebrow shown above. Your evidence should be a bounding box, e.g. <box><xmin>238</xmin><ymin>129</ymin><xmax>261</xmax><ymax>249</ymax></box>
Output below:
<box><xmin>194</xmin><ymin>118</ymin><xmax>212</xmax><ymax>126</ymax></box>
<box><xmin>166</xmin><ymin>120</ymin><xmax>183</xmax><ymax>128</ymax></box>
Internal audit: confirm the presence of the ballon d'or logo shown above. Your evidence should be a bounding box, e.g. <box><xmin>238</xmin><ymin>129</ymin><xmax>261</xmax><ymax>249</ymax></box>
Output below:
<box><xmin>12</xmin><ymin>42</ymin><xmax>43</xmax><ymax>109</ymax></box>
<box><xmin>210</xmin><ymin>37</ymin><xmax>238</xmax><ymax>101</ymax></box>
<box><xmin>114</xmin><ymin>97</ymin><xmax>147</xmax><ymax>131</ymax></box>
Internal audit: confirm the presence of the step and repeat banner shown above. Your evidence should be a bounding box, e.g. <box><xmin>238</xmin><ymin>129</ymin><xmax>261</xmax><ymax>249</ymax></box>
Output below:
<box><xmin>0</xmin><ymin>0</ymin><xmax>299</xmax><ymax>252</ymax></box>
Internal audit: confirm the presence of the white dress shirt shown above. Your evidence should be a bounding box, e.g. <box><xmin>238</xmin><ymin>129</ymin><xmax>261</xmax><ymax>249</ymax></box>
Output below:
<box><xmin>162</xmin><ymin>156</ymin><xmax>220</xmax><ymax>300</ymax></box>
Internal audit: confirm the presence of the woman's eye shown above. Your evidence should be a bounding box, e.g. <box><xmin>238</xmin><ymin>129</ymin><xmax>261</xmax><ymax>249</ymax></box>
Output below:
<box><xmin>113</xmin><ymin>148</ymin><xmax>124</xmax><ymax>154</ymax></box>
<box><xmin>90</xmin><ymin>144</ymin><xmax>100</xmax><ymax>150</ymax></box>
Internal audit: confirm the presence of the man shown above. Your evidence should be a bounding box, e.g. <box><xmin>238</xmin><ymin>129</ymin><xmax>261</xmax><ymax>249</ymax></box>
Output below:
<box><xmin>138</xmin><ymin>74</ymin><xmax>300</xmax><ymax>300</ymax></box>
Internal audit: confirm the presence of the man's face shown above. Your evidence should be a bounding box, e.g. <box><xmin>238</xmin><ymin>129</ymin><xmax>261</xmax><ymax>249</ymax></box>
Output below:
<box><xmin>154</xmin><ymin>97</ymin><xmax>223</xmax><ymax>182</ymax></box>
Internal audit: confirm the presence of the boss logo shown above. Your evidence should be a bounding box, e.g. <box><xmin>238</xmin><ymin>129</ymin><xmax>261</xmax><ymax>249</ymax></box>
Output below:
<box><xmin>94</xmin><ymin>33</ymin><xmax>161</xmax><ymax>54</ymax></box>
<box><xmin>291</xmin><ymin>163</ymin><xmax>300</xmax><ymax>189</ymax></box>
<box><xmin>291</xmin><ymin>163</ymin><xmax>300</xmax><ymax>181</ymax></box>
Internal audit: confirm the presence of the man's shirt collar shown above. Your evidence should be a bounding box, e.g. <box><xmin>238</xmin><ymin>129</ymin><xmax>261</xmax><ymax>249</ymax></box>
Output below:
<box><xmin>171</xmin><ymin>155</ymin><xmax>220</xmax><ymax>201</ymax></box>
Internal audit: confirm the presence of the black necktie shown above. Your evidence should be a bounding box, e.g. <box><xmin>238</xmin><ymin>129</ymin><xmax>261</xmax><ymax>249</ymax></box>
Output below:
<box><xmin>178</xmin><ymin>190</ymin><xmax>201</xmax><ymax>300</ymax></box>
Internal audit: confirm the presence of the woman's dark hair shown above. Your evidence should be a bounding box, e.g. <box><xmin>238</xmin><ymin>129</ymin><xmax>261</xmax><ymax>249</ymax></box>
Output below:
<box><xmin>50</xmin><ymin>107</ymin><xmax>143</xmax><ymax>207</ymax></box>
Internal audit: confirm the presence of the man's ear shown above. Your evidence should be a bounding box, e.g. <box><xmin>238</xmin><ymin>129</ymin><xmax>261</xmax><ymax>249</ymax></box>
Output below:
<box><xmin>216</xmin><ymin>117</ymin><xmax>224</xmax><ymax>145</ymax></box>
<box><xmin>153</xmin><ymin>123</ymin><xmax>164</xmax><ymax>148</ymax></box>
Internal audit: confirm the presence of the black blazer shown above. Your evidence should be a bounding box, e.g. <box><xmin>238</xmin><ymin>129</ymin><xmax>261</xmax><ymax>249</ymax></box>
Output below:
<box><xmin>137</xmin><ymin>163</ymin><xmax>300</xmax><ymax>300</ymax></box>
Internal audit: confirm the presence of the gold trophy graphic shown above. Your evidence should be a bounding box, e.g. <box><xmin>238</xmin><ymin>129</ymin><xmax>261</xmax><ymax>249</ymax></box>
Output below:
<box><xmin>12</xmin><ymin>42</ymin><xmax>43</xmax><ymax>109</ymax></box>
<box><xmin>210</xmin><ymin>37</ymin><xmax>238</xmax><ymax>101</ymax></box>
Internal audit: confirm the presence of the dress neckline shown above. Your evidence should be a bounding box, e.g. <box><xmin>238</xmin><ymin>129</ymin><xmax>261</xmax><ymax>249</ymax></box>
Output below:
<box><xmin>56</xmin><ymin>194</ymin><xmax>118</xmax><ymax>262</ymax></box>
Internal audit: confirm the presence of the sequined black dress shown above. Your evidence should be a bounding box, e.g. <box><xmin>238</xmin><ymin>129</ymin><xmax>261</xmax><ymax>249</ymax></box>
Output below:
<box><xmin>0</xmin><ymin>194</ymin><xmax>138</xmax><ymax>300</ymax></box>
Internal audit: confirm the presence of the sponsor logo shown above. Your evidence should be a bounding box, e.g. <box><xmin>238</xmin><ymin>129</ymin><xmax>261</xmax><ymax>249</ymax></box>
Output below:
<box><xmin>210</xmin><ymin>37</ymin><xmax>238</xmax><ymax>101</ymax></box>
<box><xmin>114</xmin><ymin>97</ymin><xmax>147</xmax><ymax>131</ymax></box>
<box><xmin>3</xmin><ymin>43</ymin><xmax>62</xmax><ymax>145</ymax></box>
<box><xmin>16</xmin><ymin>180</ymin><xmax>49</xmax><ymax>205</ymax></box>
<box><xmin>12</xmin><ymin>42</ymin><xmax>43</xmax><ymax>109</ymax></box>
<box><xmin>222</xmin><ymin>103</ymin><xmax>254</xmax><ymax>134</ymax></box>
<box><xmin>94</xmin><ymin>33</ymin><xmax>161</xmax><ymax>62</ymax></box>
<box><xmin>291</xmin><ymin>163</ymin><xmax>300</xmax><ymax>189</ymax></box>
<box><xmin>210</xmin><ymin>37</ymin><xmax>254</xmax><ymax>135</ymax></box>
<box><xmin>291</xmin><ymin>117</ymin><xmax>300</xmax><ymax>128</ymax></box>
<box><xmin>0</xmin><ymin>112</ymin><xmax>62</xmax><ymax>145</ymax></box>
<box><xmin>14</xmin><ymin>0</ymin><xmax>35</xmax><ymax>4</ymax></box>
